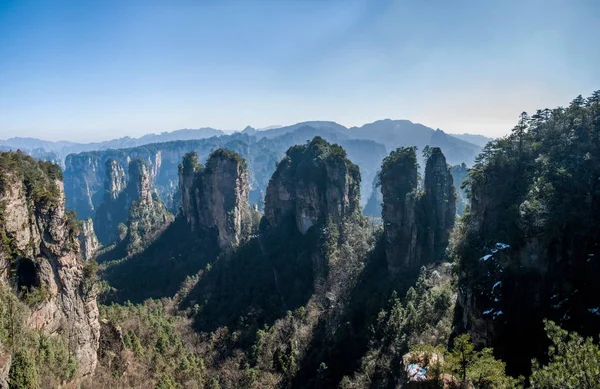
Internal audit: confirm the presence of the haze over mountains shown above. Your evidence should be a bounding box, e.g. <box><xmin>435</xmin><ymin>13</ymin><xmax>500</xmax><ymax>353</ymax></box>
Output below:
<box><xmin>0</xmin><ymin>119</ymin><xmax>488</xmax><ymax>166</ymax></box>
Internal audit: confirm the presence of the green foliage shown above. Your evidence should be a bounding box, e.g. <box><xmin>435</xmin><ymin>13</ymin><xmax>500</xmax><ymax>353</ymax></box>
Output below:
<box><xmin>0</xmin><ymin>151</ymin><xmax>62</xmax><ymax>206</ymax></box>
<box><xmin>0</xmin><ymin>284</ymin><xmax>77</xmax><ymax>387</ymax></box>
<box><xmin>530</xmin><ymin>320</ymin><xmax>600</xmax><ymax>389</ymax></box>
<box><xmin>9</xmin><ymin>350</ymin><xmax>40</xmax><ymax>389</ymax></box>
<box><xmin>19</xmin><ymin>284</ymin><xmax>52</xmax><ymax>307</ymax></box>
<box><xmin>379</xmin><ymin>146</ymin><xmax>419</xmax><ymax>191</ymax></box>
<box><xmin>436</xmin><ymin>334</ymin><xmax>523</xmax><ymax>389</ymax></box>
<box><xmin>453</xmin><ymin>91</ymin><xmax>600</xmax><ymax>373</ymax></box>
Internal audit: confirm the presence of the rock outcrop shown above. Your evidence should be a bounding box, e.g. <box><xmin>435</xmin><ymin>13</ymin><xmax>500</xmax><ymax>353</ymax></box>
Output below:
<box><xmin>78</xmin><ymin>218</ymin><xmax>100</xmax><ymax>261</ymax></box>
<box><xmin>64</xmin><ymin>134</ymin><xmax>386</xmax><ymax>225</ymax></box>
<box><xmin>380</xmin><ymin>147</ymin><xmax>421</xmax><ymax>273</ymax></box>
<box><xmin>94</xmin><ymin>159</ymin><xmax>129</xmax><ymax>244</ymax></box>
<box><xmin>264</xmin><ymin>136</ymin><xmax>361</xmax><ymax>235</ymax></box>
<box><xmin>381</xmin><ymin>147</ymin><xmax>456</xmax><ymax>274</ymax></box>
<box><xmin>179</xmin><ymin>149</ymin><xmax>252</xmax><ymax>248</ymax></box>
<box><xmin>0</xmin><ymin>152</ymin><xmax>100</xmax><ymax>378</ymax></box>
<box><xmin>123</xmin><ymin>159</ymin><xmax>173</xmax><ymax>252</ymax></box>
<box><xmin>98</xmin><ymin>319</ymin><xmax>128</xmax><ymax>375</ymax></box>
<box><xmin>95</xmin><ymin>159</ymin><xmax>172</xmax><ymax>248</ymax></box>
<box><xmin>421</xmin><ymin>148</ymin><xmax>456</xmax><ymax>262</ymax></box>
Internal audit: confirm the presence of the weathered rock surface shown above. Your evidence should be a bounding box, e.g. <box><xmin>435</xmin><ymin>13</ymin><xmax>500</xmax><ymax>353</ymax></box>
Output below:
<box><xmin>123</xmin><ymin>159</ymin><xmax>173</xmax><ymax>252</ymax></box>
<box><xmin>0</xmin><ymin>155</ymin><xmax>100</xmax><ymax>378</ymax></box>
<box><xmin>98</xmin><ymin>319</ymin><xmax>128</xmax><ymax>375</ymax></box>
<box><xmin>93</xmin><ymin>159</ymin><xmax>129</xmax><ymax>244</ymax></box>
<box><xmin>380</xmin><ymin>147</ymin><xmax>421</xmax><ymax>273</ymax></box>
<box><xmin>64</xmin><ymin>134</ymin><xmax>386</xmax><ymax>223</ymax></box>
<box><xmin>179</xmin><ymin>150</ymin><xmax>252</xmax><ymax>248</ymax></box>
<box><xmin>381</xmin><ymin>147</ymin><xmax>456</xmax><ymax>274</ymax></box>
<box><xmin>78</xmin><ymin>218</ymin><xmax>100</xmax><ymax>261</ymax></box>
<box><xmin>421</xmin><ymin>148</ymin><xmax>456</xmax><ymax>262</ymax></box>
<box><xmin>0</xmin><ymin>354</ymin><xmax>10</xmax><ymax>389</ymax></box>
<box><xmin>264</xmin><ymin>136</ymin><xmax>361</xmax><ymax>235</ymax></box>
<box><xmin>95</xmin><ymin>159</ymin><xmax>172</xmax><ymax>248</ymax></box>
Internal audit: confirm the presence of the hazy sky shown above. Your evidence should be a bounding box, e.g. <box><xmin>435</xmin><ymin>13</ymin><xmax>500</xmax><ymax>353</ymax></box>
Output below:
<box><xmin>1</xmin><ymin>0</ymin><xmax>599</xmax><ymax>142</ymax></box>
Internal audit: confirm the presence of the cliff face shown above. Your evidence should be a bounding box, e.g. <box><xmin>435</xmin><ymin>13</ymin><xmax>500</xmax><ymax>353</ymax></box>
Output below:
<box><xmin>380</xmin><ymin>147</ymin><xmax>421</xmax><ymax>273</ymax></box>
<box><xmin>0</xmin><ymin>153</ymin><xmax>99</xmax><ymax>378</ymax></box>
<box><xmin>421</xmin><ymin>148</ymin><xmax>456</xmax><ymax>261</ymax></box>
<box><xmin>380</xmin><ymin>147</ymin><xmax>456</xmax><ymax>274</ymax></box>
<box><xmin>64</xmin><ymin>134</ymin><xmax>386</xmax><ymax>223</ymax></box>
<box><xmin>78</xmin><ymin>218</ymin><xmax>100</xmax><ymax>261</ymax></box>
<box><xmin>95</xmin><ymin>159</ymin><xmax>172</xmax><ymax>247</ymax></box>
<box><xmin>94</xmin><ymin>159</ymin><xmax>129</xmax><ymax>244</ymax></box>
<box><xmin>264</xmin><ymin>136</ymin><xmax>361</xmax><ymax>235</ymax></box>
<box><xmin>179</xmin><ymin>150</ymin><xmax>252</xmax><ymax>248</ymax></box>
<box><xmin>124</xmin><ymin>159</ymin><xmax>173</xmax><ymax>252</ymax></box>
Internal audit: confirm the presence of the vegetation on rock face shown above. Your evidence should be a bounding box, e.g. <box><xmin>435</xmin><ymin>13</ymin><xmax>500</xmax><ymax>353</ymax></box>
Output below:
<box><xmin>452</xmin><ymin>91</ymin><xmax>600</xmax><ymax>374</ymax></box>
<box><xmin>0</xmin><ymin>151</ymin><xmax>62</xmax><ymax>206</ymax></box>
<box><xmin>380</xmin><ymin>146</ymin><xmax>456</xmax><ymax>272</ymax></box>
<box><xmin>0</xmin><ymin>284</ymin><xmax>77</xmax><ymax>389</ymax></box>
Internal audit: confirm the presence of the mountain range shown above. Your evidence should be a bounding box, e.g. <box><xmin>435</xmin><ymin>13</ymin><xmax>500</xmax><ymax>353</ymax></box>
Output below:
<box><xmin>1</xmin><ymin>119</ymin><xmax>489</xmax><ymax>166</ymax></box>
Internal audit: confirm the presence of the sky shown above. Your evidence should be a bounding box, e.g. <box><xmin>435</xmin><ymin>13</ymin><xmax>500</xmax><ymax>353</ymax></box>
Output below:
<box><xmin>0</xmin><ymin>0</ymin><xmax>599</xmax><ymax>142</ymax></box>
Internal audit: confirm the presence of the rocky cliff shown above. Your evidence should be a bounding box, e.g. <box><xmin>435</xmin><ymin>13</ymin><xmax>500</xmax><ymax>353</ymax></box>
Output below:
<box><xmin>64</xmin><ymin>133</ymin><xmax>386</xmax><ymax>222</ymax></box>
<box><xmin>79</xmin><ymin>218</ymin><xmax>100</xmax><ymax>261</ymax></box>
<box><xmin>264</xmin><ymin>136</ymin><xmax>361</xmax><ymax>235</ymax></box>
<box><xmin>380</xmin><ymin>147</ymin><xmax>456</xmax><ymax>274</ymax></box>
<box><xmin>179</xmin><ymin>149</ymin><xmax>252</xmax><ymax>248</ymax></box>
<box><xmin>421</xmin><ymin>148</ymin><xmax>456</xmax><ymax>262</ymax></box>
<box><xmin>93</xmin><ymin>159</ymin><xmax>129</xmax><ymax>244</ymax></box>
<box><xmin>0</xmin><ymin>152</ymin><xmax>99</xmax><ymax>378</ymax></box>
<box><xmin>121</xmin><ymin>159</ymin><xmax>173</xmax><ymax>253</ymax></box>
<box><xmin>95</xmin><ymin>159</ymin><xmax>173</xmax><ymax>248</ymax></box>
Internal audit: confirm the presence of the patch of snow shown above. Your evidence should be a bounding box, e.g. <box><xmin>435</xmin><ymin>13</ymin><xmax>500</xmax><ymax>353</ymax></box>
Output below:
<box><xmin>588</xmin><ymin>307</ymin><xmax>600</xmax><ymax>316</ymax></box>
<box><xmin>483</xmin><ymin>309</ymin><xmax>494</xmax><ymax>315</ymax></box>
<box><xmin>493</xmin><ymin>311</ymin><xmax>504</xmax><ymax>318</ymax></box>
<box><xmin>491</xmin><ymin>243</ymin><xmax>510</xmax><ymax>253</ymax></box>
<box><xmin>492</xmin><ymin>281</ymin><xmax>502</xmax><ymax>291</ymax></box>
<box><xmin>480</xmin><ymin>254</ymin><xmax>493</xmax><ymax>261</ymax></box>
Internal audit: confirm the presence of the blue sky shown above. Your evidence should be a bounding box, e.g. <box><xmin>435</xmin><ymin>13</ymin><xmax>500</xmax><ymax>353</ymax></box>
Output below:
<box><xmin>1</xmin><ymin>0</ymin><xmax>599</xmax><ymax>142</ymax></box>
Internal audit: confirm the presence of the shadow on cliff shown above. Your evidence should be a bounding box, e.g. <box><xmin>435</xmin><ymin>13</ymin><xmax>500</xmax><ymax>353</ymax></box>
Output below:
<box><xmin>181</xmin><ymin>217</ymin><xmax>317</xmax><ymax>334</ymax></box>
<box><xmin>100</xmin><ymin>216</ymin><xmax>220</xmax><ymax>304</ymax></box>
<box><xmin>290</xmin><ymin>234</ymin><xmax>423</xmax><ymax>389</ymax></box>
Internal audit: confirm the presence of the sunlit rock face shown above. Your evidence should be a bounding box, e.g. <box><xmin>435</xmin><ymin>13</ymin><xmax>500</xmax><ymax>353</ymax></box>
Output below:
<box><xmin>0</xmin><ymin>155</ymin><xmax>100</xmax><ymax>377</ymax></box>
<box><xmin>263</xmin><ymin>136</ymin><xmax>361</xmax><ymax>236</ymax></box>
<box><xmin>179</xmin><ymin>149</ymin><xmax>252</xmax><ymax>248</ymax></box>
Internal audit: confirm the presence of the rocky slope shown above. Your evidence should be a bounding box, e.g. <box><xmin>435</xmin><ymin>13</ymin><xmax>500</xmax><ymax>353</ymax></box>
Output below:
<box><xmin>179</xmin><ymin>149</ymin><xmax>252</xmax><ymax>248</ymax></box>
<box><xmin>263</xmin><ymin>136</ymin><xmax>361</xmax><ymax>235</ymax></box>
<box><xmin>0</xmin><ymin>152</ymin><xmax>99</xmax><ymax>378</ymax></box>
<box><xmin>380</xmin><ymin>147</ymin><xmax>456</xmax><ymax>274</ymax></box>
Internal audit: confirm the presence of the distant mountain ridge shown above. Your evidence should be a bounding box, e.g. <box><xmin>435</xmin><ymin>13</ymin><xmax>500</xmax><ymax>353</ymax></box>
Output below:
<box><xmin>449</xmin><ymin>133</ymin><xmax>494</xmax><ymax>147</ymax></box>
<box><xmin>2</xmin><ymin>119</ymin><xmax>485</xmax><ymax>172</ymax></box>
<box><xmin>0</xmin><ymin>128</ymin><xmax>224</xmax><ymax>165</ymax></box>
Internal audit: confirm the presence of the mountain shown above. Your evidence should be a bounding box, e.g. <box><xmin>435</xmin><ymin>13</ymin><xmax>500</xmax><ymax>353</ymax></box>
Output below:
<box><xmin>348</xmin><ymin>119</ymin><xmax>482</xmax><ymax>166</ymax></box>
<box><xmin>0</xmin><ymin>151</ymin><xmax>100</xmax><ymax>385</ymax></box>
<box><xmin>254</xmin><ymin>121</ymin><xmax>350</xmax><ymax>139</ymax></box>
<box><xmin>0</xmin><ymin>128</ymin><xmax>225</xmax><ymax>166</ymax></box>
<box><xmin>449</xmin><ymin>132</ymin><xmax>494</xmax><ymax>147</ymax></box>
<box><xmin>453</xmin><ymin>92</ymin><xmax>600</xmax><ymax>375</ymax></box>
<box><xmin>63</xmin><ymin>132</ymin><xmax>387</xmax><ymax>221</ymax></box>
